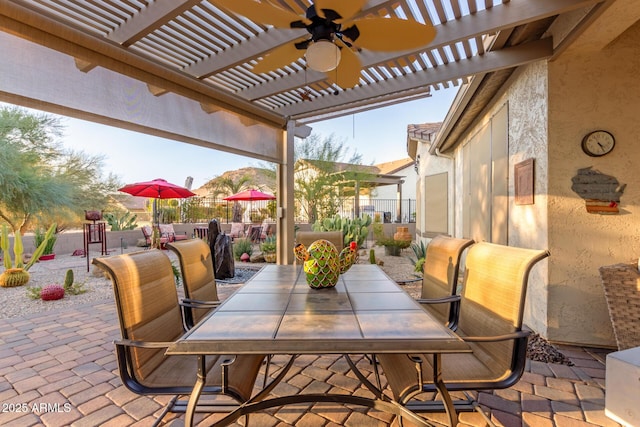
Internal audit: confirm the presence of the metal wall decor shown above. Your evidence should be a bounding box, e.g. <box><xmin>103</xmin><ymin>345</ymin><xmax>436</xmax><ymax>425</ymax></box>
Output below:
<box><xmin>515</xmin><ymin>158</ymin><xmax>534</xmax><ymax>205</ymax></box>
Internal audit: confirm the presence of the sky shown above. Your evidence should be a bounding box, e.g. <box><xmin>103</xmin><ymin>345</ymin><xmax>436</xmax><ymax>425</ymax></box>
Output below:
<box><xmin>13</xmin><ymin>87</ymin><xmax>458</xmax><ymax>191</ymax></box>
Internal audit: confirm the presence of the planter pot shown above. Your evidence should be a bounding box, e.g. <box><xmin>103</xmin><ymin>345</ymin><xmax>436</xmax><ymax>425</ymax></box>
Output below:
<box><xmin>263</xmin><ymin>252</ymin><xmax>277</xmax><ymax>263</ymax></box>
<box><xmin>384</xmin><ymin>245</ymin><xmax>402</xmax><ymax>256</ymax></box>
<box><xmin>39</xmin><ymin>253</ymin><xmax>56</xmax><ymax>261</ymax></box>
<box><xmin>393</xmin><ymin>226</ymin><xmax>412</xmax><ymax>242</ymax></box>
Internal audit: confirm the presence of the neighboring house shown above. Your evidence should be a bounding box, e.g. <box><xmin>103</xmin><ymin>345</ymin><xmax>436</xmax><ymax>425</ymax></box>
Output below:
<box><xmin>409</xmin><ymin>5</ymin><xmax>639</xmax><ymax>347</ymax></box>
<box><xmin>296</xmin><ymin>159</ymin><xmax>412</xmax><ymax>222</ymax></box>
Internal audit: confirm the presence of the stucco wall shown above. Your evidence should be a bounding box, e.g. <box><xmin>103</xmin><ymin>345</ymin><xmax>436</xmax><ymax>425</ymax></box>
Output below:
<box><xmin>503</xmin><ymin>62</ymin><xmax>550</xmax><ymax>336</ymax></box>
<box><xmin>546</xmin><ymin>21</ymin><xmax>640</xmax><ymax>346</ymax></box>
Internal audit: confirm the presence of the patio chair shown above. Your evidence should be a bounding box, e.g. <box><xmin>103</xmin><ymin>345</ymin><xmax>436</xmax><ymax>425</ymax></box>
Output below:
<box><xmin>167</xmin><ymin>238</ymin><xmax>293</xmax><ymax>387</ymax></box>
<box><xmin>166</xmin><ymin>239</ymin><xmax>221</xmax><ymax>329</ymax></box>
<box><xmin>92</xmin><ymin>250</ymin><xmax>266</xmax><ymax>426</ymax></box>
<box><xmin>140</xmin><ymin>225</ymin><xmax>169</xmax><ymax>249</ymax></box>
<box><xmin>158</xmin><ymin>223</ymin><xmax>188</xmax><ymax>242</ymax></box>
<box><xmin>375</xmin><ymin>242</ymin><xmax>549</xmax><ymax>424</ymax></box>
<box><xmin>229</xmin><ymin>222</ymin><xmax>245</xmax><ymax>240</ymax></box>
<box><xmin>397</xmin><ymin>235</ymin><xmax>474</xmax><ymax>329</ymax></box>
<box><xmin>296</xmin><ymin>230</ymin><xmax>343</xmax><ymax>252</ymax></box>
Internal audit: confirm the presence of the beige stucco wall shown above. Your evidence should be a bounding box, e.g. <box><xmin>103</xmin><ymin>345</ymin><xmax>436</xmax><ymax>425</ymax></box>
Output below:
<box><xmin>546</xmin><ymin>21</ymin><xmax>640</xmax><ymax>346</ymax></box>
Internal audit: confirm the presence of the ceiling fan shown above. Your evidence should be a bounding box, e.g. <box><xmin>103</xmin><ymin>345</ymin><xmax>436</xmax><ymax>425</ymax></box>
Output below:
<box><xmin>213</xmin><ymin>0</ymin><xmax>436</xmax><ymax>88</ymax></box>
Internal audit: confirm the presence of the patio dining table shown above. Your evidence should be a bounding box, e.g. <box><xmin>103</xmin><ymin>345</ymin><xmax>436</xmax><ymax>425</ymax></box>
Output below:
<box><xmin>166</xmin><ymin>264</ymin><xmax>470</xmax><ymax>426</ymax></box>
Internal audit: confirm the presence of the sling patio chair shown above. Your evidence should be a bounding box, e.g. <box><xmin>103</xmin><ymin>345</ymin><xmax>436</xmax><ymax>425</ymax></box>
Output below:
<box><xmin>397</xmin><ymin>235</ymin><xmax>475</xmax><ymax>329</ymax></box>
<box><xmin>375</xmin><ymin>242</ymin><xmax>549</xmax><ymax>426</ymax></box>
<box><xmin>166</xmin><ymin>239</ymin><xmax>221</xmax><ymax>329</ymax></box>
<box><xmin>166</xmin><ymin>239</ymin><xmax>295</xmax><ymax>387</ymax></box>
<box><xmin>93</xmin><ymin>249</ymin><xmax>266</xmax><ymax>426</ymax></box>
<box><xmin>141</xmin><ymin>225</ymin><xmax>170</xmax><ymax>249</ymax></box>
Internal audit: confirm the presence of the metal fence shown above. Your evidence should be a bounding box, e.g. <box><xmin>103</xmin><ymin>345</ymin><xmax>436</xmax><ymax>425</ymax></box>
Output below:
<box><xmin>157</xmin><ymin>197</ymin><xmax>416</xmax><ymax>224</ymax></box>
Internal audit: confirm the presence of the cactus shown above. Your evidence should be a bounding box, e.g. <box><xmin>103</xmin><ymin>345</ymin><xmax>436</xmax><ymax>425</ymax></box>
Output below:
<box><xmin>0</xmin><ymin>223</ymin><xmax>56</xmax><ymax>287</ymax></box>
<box><xmin>63</xmin><ymin>269</ymin><xmax>74</xmax><ymax>291</ymax></box>
<box><xmin>41</xmin><ymin>284</ymin><xmax>65</xmax><ymax>301</ymax></box>
<box><xmin>369</xmin><ymin>248</ymin><xmax>376</xmax><ymax>264</ymax></box>
<box><xmin>312</xmin><ymin>214</ymin><xmax>371</xmax><ymax>247</ymax></box>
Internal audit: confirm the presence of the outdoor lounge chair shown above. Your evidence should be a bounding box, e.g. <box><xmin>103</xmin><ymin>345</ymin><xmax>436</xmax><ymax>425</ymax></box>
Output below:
<box><xmin>158</xmin><ymin>223</ymin><xmax>188</xmax><ymax>242</ymax></box>
<box><xmin>166</xmin><ymin>239</ymin><xmax>221</xmax><ymax>329</ymax></box>
<box><xmin>141</xmin><ymin>225</ymin><xmax>169</xmax><ymax>249</ymax></box>
<box><xmin>397</xmin><ymin>235</ymin><xmax>474</xmax><ymax>329</ymax></box>
<box><xmin>229</xmin><ymin>222</ymin><xmax>245</xmax><ymax>240</ymax></box>
<box><xmin>375</xmin><ymin>242</ymin><xmax>549</xmax><ymax>425</ymax></box>
<box><xmin>296</xmin><ymin>230</ymin><xmax>343</xmax><ymax>251</ymax></box>
<box><xmin>92</xmin><ymin>250</ymin><xmax>266</xmax><ymax>426</ymax></box>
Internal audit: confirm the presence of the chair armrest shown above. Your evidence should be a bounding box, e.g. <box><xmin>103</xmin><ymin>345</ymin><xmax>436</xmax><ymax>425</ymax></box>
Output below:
<box><xmin>462</xmin><ymin>330</ymin><xmax>531</xmax><ymax>343</ymax></box>
<box><xmin>180</xmin><ymin>298</ymin><xmax>220</xmax><ymax>309</ymax></box>
<box><xmin>114</xmin><ymin>339</ymin><xmax>174</xmax><ymax>349</ymax></box>
<box><xmin>416</xmin><ymin>295</ymin><xmax>460</xmax><ymax>305</ymax></box>
<box><xmin>396</xmin><ymin>276</ymin><xmax>422</xmax><ymax>286</ymax></box>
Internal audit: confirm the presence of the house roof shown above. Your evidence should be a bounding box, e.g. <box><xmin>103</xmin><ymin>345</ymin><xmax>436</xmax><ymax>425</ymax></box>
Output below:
<box><xmin>375</xmin><ymin>158</ymin><xmax>414</xmax><ymax>175</ymax></box>
<box><xmin>432</xmin><ymin>1</ymin><xmax>640</xmax><ymax>153</ymax></box>
<box><xmin>0</xmin><ymin>0</ymin><xmax>605</xmax><ymax>130</ymax></box>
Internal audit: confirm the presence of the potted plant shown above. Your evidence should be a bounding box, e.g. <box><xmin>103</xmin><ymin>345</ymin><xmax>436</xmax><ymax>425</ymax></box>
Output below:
<box><xmin>260</xmin><ymin>235</ymin><xmax>277</xmax><ymax>263</ymax></box>
<box><xmin>0</xmin><ymin>223</ymin><xmax>56</xmax><ymax>287</ymax></box>
<box><xmin>376</xmin><ymin>235</ymin><xmax>411</xmax><ymax>257</ymax></box>
<box><xmin>34</xmin><ymin>226</ymin><xmax>57</xmax><ymax>261</ymax></box>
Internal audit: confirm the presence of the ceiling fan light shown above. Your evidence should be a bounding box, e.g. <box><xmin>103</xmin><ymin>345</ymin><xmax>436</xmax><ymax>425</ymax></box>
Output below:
<box><xmin>305</xmin><ymin>40</ymin><xmax>341</xmax><ymax>72</ymax></box>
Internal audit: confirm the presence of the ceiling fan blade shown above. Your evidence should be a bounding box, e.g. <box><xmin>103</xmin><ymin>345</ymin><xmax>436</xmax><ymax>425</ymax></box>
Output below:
<box><xmin>351</xmin><ymin>17</ymin><xmax>436</xmax><ymax>51</ymax></box>
<box><xmin>313</xmin><ymin>0</ymin><xmax>367</xmax><ymax>22</ymax></box>
<box><xmin>251</xmin><ymin>42</ymin><xmax>304</xmax><ymax>74</ymax></box>
<box><xmin>326</xmin><ymin>46</ymin><xmax>362</xmax><ymax>88</ymax></box>
<box><xmin>213</xmin><ymin>0</ymin><xmax>308</xmax><ymax>28</ymax></box>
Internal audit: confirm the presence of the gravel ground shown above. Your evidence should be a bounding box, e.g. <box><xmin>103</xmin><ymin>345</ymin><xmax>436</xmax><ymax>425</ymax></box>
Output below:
<box><xmin>0</xmin><ymin>244</ymin><xmax>570</xmax><ymax>364</ymax></box>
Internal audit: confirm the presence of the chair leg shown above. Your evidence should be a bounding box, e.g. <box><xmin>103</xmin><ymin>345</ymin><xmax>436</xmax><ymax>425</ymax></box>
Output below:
<box><xmin>152</xmin><ymin>395</ymin><xmax>178</xmax><ymax>427</ymax></box>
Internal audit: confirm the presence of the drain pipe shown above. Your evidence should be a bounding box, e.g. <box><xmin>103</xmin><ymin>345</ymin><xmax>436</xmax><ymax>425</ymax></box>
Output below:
<box><xmin>434</xmin><ymin>148</ymin><xmax>456</xmax><ymax>236</ymax></box>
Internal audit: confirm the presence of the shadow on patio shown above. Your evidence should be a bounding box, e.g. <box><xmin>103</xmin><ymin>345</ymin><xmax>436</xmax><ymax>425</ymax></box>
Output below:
<box><xmin>0</xmin><ymin>289</ymin><xmax>618</xmax><ymax>427</ymax></box>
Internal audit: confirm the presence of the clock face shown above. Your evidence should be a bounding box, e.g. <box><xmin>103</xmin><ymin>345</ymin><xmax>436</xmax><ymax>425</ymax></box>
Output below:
<box><xmin>582</xmin><ymin>130</ymin><xmax>615</xmax><ymax>157</ymax></box>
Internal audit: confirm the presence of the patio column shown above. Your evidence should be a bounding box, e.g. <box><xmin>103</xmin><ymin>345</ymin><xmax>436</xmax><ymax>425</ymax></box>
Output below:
<box><xmin>276</xmin><ymin>121</ymin><xmax>296</xmax><ymax>264</ymax></box>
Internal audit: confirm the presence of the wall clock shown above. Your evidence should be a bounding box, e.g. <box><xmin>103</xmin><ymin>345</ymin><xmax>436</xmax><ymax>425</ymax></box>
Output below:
<box><xmin>581</xmin><ymin>130</ymin><xmax>615</xmax><ymax>157</ymax></box>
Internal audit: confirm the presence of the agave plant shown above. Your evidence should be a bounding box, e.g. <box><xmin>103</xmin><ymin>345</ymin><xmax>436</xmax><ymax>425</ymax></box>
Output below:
<box><xmin>0</xmin><ymin>223</ymin><xmax>57</xmax><ymax>287</ymax></box>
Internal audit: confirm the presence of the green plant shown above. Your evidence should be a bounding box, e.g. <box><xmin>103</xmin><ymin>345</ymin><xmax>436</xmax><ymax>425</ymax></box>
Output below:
<box><xmin>63</xmin><ymin>269</ymin><xmax>87</xmax><ymax>295</ymax></box>
<box><xmin>27</xmin><ymin>269</ymin><xmax>87</xmax><ymax>299</ymax></box>
<box><xmin>372</xmin><ymin>222</ymin><xmax>384</xmax><ymax>241</ymax></box>
<box><xmin>260</xmin><ymin>235</ymin><xmax>276</xmax><ymax>253</ymax></box>
<box><xmin>34</xmin><ymin>227</ymin><xmax>57</xmax><ymax>255</ymax></box>
<box><xmin>233</xmin><ymin>237</ymin><xmax>253</xmax><ymax>260</ymax></box>
<box><xmin>1</xmin><ymin>223</ymin><xmax>57</xmax><ymax>287</ymax></box>
<box><xmin>104</xmin><ymin>211</ymin><xmax>138</xmax><ymax>231</ymax></box>
<box><xmin>369</xmin><ymin>248</ymin><xmax>376</xmax><ymax>264</ymax></box>
<box><xmin>313</xmin><ymin>214</ymin><xmax>372</xmax><ymax>247</ymax></box>
<box><xmin>408</xmin><ymin>240</ymin><xmax>428</xmax><ymax>273</ymax></box>
<box><xmin>375</xmin><ymin>236</ymin><xmax>412</xmax><ymax>249</ymax></box>
<box><xmin>171</xmin><ymin>262</ymin><xmax>181</xmax><ymax>287</ymax></box>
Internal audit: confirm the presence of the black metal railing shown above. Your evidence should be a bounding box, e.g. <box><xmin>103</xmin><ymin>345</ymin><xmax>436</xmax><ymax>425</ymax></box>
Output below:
<box><xmin>156</xmin><ymin>197</ymin><xmax>415</xmax><ymax>224</ymax></box>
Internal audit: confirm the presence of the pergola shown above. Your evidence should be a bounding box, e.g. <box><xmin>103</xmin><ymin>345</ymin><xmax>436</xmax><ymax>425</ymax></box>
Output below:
<box><xmin>0</xmin><ymin>0</ymin><xmax>607</xmax><ymax>263</ymax></box>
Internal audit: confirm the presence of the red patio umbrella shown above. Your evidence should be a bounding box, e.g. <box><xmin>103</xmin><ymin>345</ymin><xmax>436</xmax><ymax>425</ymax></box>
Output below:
<box><xmin>223</xmin><ymin>189</ymin><xmax>276</xmax><ymax>201</ymax></box>
<box><xmin>223</xmin><ymin>189</ymin><xmax>275</xmax><ymax>223</ymax></box>
<box><xmin>118</xmin><ymin>178</ymin><xmax>196</xmax><ymax>225</ymax></box>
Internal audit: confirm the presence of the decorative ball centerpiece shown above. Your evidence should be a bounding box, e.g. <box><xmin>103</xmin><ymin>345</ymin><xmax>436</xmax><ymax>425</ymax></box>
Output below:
<box><xmin>294</xmin><ymin>240</ymin><xmax>357</xmax><ymax>289</ymax></box>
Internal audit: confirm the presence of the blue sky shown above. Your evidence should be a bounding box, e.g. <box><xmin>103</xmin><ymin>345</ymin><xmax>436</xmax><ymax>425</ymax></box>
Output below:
<box><xmin>15</xmin><ymin>87</ymin><xmax>457</xmax><ymax>190</ymax></box>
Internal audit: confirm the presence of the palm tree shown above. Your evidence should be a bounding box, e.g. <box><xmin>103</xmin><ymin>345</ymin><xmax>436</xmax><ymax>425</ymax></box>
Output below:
<box><xmin>206</xmin><ymin>175</ymin><xmax>253</xmax><ymax>222</ymax></box>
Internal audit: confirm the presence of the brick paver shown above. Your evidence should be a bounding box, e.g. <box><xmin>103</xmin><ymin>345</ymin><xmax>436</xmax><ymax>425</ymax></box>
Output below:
<box><xmin>0</xmin><ymin>296</ymin><xmax>622</xmax><ymax>427</ymax></box>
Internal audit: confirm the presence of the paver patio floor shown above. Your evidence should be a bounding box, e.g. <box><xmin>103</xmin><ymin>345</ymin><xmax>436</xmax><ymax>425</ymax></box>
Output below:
<box><xmin>0</xmin><ymin>296</ymin><xmax>620</xmax><ymax>427</ymax></box>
